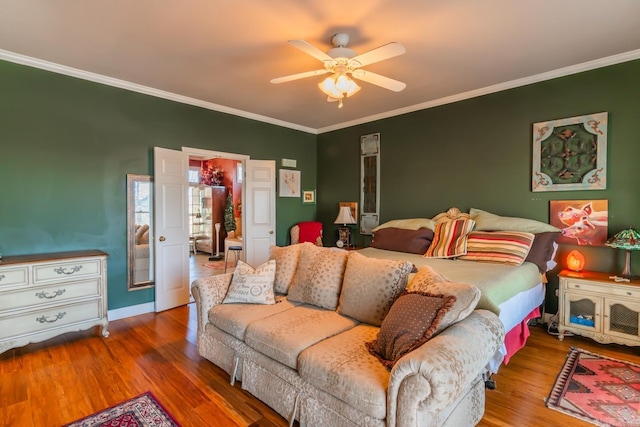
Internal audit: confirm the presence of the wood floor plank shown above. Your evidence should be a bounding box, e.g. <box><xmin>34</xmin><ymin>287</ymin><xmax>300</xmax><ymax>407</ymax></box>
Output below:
<box><xmin>3</xmin><ymin>303</ymin><xmax>640</xmax><ymax>426</ymax></box>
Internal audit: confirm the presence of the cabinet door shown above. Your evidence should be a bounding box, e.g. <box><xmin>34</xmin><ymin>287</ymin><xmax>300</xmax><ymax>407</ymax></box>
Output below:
<box><xmin>605</xmin><ymin>298</ymin><xmax>640</xmax><ymax>342</ymax></box>
<box><xmin>564</xmin><ymin>292</ymin><xmax>601</xmax><ymax>333</ymax></box>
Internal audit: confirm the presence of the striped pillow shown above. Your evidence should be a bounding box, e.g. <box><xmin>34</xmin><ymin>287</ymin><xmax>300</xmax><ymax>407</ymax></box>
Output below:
<box><xmin>424</xmin><ymin>219</ymin><xmax>475</xmax><ymax>258</ymax></box>
<box><xmin>459</xmin><ymin>231</ymin><xmax>535</xmax><ymax>266</ymax></box>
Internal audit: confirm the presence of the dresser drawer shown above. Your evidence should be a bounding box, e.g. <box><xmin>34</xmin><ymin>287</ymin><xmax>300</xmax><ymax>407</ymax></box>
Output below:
<box><xmin>609</xmin><ymin>286</ymin><xmax>640</xmax><ymax>299</ymax></box>
<box><xmin>562</xmin><ymin>279</ymin><xmax>605</xmax><ymax>294</ymax></box>
<box><xmin>0</xmin><ymin>266</ymin><xmax>29</xmax><ymax>288</ymax></box>
<box><xmin>0</xmin><ymin>299</ymin><xmax>102</xmax><ymax>339</ymax></box>
<box><xmin>0</xmin><ymin>278</ymin><xmax>101</xmax><ymax>311</ymax></box>
<box><xmin>33</xmin><ymin>259</ymin><xmax>101</xmax><ymax>284</ymax></box>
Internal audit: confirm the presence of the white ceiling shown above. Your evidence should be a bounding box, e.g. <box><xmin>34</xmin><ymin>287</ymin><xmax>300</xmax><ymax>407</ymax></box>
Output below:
<box><xmin>2</xmin><ymin>0</ymin><xmax>640</xmax><ymax>134</ymax></box>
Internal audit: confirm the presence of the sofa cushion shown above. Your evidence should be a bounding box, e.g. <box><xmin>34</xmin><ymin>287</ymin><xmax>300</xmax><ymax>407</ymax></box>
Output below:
<box><xmin>209</xmin><ymin>296</ymin><xmax>299</xmax><ymax>340</ymax></box>
<box><xmin>269</xmin><ymin>243</ymin><xmax>303</xmax><ymax>294</ymax></box>
<box><xmin>244</xmin><ymin>305</ymin><xmax>359</xmax><ymax>369</ymax></box>
<box><xmin>298</xmin><ymin>324</ymin><xmax>389</xmax><ymax>420</ymax></box>
<box><xmin>367</xmin><ymin>291</ymin><xmax>456</xmax><ymax>368</ymax></box>
<box><xmin>222</xmin><ymin>260</ymin><xmax>276</xmax><ymax>304</ymax></box>
<box><xmin>407</xmin><ymin>266</ymin><xmax>481</xmax><ymax>334</ymax></box>
<box><xmin>458</xmin><ymin>230</ymin><xmax>535</xmax><ymax>266</ymax></box>
<box><xmin>337</xmin><ymin>252</ymin><xmax>414</xmax><ymax>326</ymax></box>
<box><xmin>287</xmin><ymin>244</ymin><xmax>349</xmax><ymax>310</ymax></box>
<box><xmin>371</xmin><ymin>227</ymin><xmax>434</xmax><ymax>254</ymax></box>
<box><xmin>424</xmin><ymin>219</ymin><xmax>475</xmax><ymax>258</ymax></box>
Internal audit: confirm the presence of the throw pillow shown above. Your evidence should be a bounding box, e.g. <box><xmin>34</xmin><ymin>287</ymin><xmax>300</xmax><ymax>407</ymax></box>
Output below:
<box><xmin>470</xmin><ymin>208</ymin><xmax>560</xmax><ymax>233</ymax></box>
<box><xmin>337</xmin><ymin>252</ymin><xmax>414</xmax><ymax>326</ymax></box>
<box><xmin>222</xmin><ymin>260</ymin><xmax>276</xmax><ymax>305</ymax></box>
<box><xmin>287</xmin><ymin>244</ymin><xmax>349</xmax><ymax>310</ymax></box>
<box><xmin>371</xmin><ymin>227</ymin><xmax>434</xmax><ymax>254</ymax></box>
<box><xmin>135</xmin><ymin>224</ymin><xmax>149</xmax><ymax>245</ymax></box>
<box><xmin>458</xmin><ymin>230</ymin><xmax>535</xmax><ymax>266</ymax></box>
<box><xmin>524</xmin><ymin>231</ymin><xmax>561</xmax><ymax>273</ymax></box>
<box><xmin>269</xmin><ymin>243</ymin><xmax>304</xmax><ymax>294</ymax></box>
<box><xmin>366</xmin><ymin>291</ymin><xmax>456</xmax><ymax>368</ymax></box>
<box><xmin>431</xmin><ymin>207</ymin><xmax>471</xmax><ymax>224</ymax></box>
<box><xmin>424</xmin><ymin>219</ymin><xmax>475</xmax><ymax>258</ymax></box>
<box><xmin>407</xmin><ymin>266</ymin><xmax>481</xmax><ymax>334</ymax></box>
<box><xmin>372</xmin><ymin>218</ymin><xmax>436</xmax><ymax>232</ymax></box>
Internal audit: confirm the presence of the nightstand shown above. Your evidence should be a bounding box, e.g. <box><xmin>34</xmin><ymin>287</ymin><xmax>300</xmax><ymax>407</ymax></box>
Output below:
<box><xmin>558</xmin><ymin>270</ymin><xmax>640</xmax><ymax>346</ymax></box>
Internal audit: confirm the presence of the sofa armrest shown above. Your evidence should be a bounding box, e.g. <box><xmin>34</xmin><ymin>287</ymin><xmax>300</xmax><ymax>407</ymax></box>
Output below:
<box><xmin>190</xmin><ymin>273</ymin><xmax>233</xmax><ymax>331</ymax></box>
<box><xmin>387</xmin><ymin>309</ymin><xmax>504</xmax><ymax>427</ymax></box>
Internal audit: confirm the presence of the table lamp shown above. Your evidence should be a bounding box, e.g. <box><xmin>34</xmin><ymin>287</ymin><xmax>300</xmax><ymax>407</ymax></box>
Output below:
<box><xmin>334</xmin><ymin>206</ymin><xmax>357</xmax><ymax>248</ymax></box>
<box><xmin>605</xmin><ymin>228</ymin><xmax>640</xmax><ymax>279</ymax></box>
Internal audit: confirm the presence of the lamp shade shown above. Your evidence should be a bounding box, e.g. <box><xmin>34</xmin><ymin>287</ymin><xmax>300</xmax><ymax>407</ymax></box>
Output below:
<box><xmin>605</xmin><ymin>228</ymin><xmax>640</xmax><ymax>250</ymax></box>
<box><xmin>334</xmin><ymin>206</ymin><xmax>356</xmax><ymax>225</ymax></box>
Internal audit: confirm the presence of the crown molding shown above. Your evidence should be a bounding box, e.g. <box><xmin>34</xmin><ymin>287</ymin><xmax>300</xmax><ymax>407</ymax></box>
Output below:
<box><xmin>317</xmin><ymin>49</ymin><xmax>640</xmax><ymax>134</ymax></box>
<box><xmin>0</xmin><ymin>49</ymin><xmax>318</xmax><ymax>135</ymax></box>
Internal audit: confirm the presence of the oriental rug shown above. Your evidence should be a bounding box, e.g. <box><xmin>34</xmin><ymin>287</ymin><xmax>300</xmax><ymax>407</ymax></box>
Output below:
<box><xmin>546</xmin><ymin>347</ymin><xmax>640</xmax><ymax>426</ymax></box>
<box><xmin>63</xmin><ymin>391</ymin><xmax>179</xmax><ymax>427</ymax></box>
<box><xmin>203</xmin><ymin>259</ymin><xmax>233</xmax><ymax>275</ymax></box>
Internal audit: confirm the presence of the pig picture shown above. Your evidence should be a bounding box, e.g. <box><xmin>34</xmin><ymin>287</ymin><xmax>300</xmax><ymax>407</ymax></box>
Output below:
<box><xmin>550</xmin><ymin>199</ymin><xmax>608</xmax><ymax>246</ymax></box>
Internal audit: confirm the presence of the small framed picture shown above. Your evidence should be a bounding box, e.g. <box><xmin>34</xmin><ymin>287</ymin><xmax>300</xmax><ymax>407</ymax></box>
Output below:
<box><xmin>302</xmin><ymin>189</ymin><xmax>316</xmax><ymax>204</ymax></box>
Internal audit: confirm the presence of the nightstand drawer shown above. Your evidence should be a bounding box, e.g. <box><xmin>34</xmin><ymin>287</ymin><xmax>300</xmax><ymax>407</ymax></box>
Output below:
<box><xmin>0</xmin><ymin>278</ymin><xmax>101</xmax><ymax>311</ymax></box>
<box><xmin>33</xmin><ymin>259</ymin><xmax>101</xmax><ymax>284</ymax></box>
<box><xmin>0</xmin><ymin>266</ymin><xmax>29</xmax><ymax>288</ymax></box>
<box><xmin>610</xmin><ymin>286</ymin><xmax>640</xmax><ymax>299</ymax></box>
<box><xmin>0</xmin><ymin>299</ymin><xmax>102</xmax><ymax>339</ymax></box>
<box><xmin>563</xmin><ymin>279</ymin><xmax>602</xmax><ymax>294</ymax></box>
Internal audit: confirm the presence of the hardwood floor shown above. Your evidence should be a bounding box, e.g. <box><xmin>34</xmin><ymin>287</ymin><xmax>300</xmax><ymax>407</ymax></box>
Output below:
<box><xmin>2</xmin><ymin>305</ymin><xmax>639</xmax><ymax>426</ymax></box>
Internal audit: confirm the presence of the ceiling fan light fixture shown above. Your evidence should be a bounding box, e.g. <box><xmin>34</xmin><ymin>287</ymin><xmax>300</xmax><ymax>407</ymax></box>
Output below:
<box><xmin>318</xmin><ymin>73</ymin><xmax>360</xmax><ymax>106</ymax></box>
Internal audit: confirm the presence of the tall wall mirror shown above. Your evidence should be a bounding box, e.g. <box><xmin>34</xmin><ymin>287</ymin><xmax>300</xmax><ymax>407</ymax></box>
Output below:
<box><xmin>127</xmin><ymin>174</ymin><xmax>154</xmax><ymax>290</ymax></box>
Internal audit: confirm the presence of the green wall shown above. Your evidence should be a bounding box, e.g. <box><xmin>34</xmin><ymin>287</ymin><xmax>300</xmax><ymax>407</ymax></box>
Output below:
<box><xmin>317</xmin><ymin>59</ymin><xmax>640</xmax><ymax>314</ymax></box>
<box><xmin>0</xmin><ymin>60</ymin><xmax>317</xmax><ymax>310</ymax></box>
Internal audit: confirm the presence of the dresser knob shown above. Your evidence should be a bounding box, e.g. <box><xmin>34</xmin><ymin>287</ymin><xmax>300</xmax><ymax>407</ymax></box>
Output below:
<box><xmin>54</xmin><ymin>265</ymin><xmax>82</xmax><ymax>275</ymax></box>
<box><xmin>627</xmin><ymin>292</ymin><xmax>632</xmax><ymax>296</ymax></box>
<box><xmin>36</xmin><ymin>312</ymin><xmax>66</xmax><ymax>323</ymax></box>
<box><xmin>36</xmin><ymin>289</ymin><xmax>66</xmax><ymax>299</ymax></box>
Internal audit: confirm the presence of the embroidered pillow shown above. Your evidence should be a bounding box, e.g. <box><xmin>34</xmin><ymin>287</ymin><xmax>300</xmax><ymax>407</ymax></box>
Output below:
<box><xmin>371</xmin><ymin>227</ymin><xmax>434</xmax><ymax>254</ymax></box>
<box><xmin>424</xmin><ymin>219</ymin><xmax>475</xmax><ymax>258</ymax></box>
<box><xmin>222</xmin><ymin>260</ymin><xmax>276</xmax><ymax>305</ymax></box>
<box><xmin>269</xmin><ymin>243</ymin><xmax>304</xmax><ymax>294</ymax></box>
<box><xmin>287</xmin><ymin>244</ymin><xmax>349</xmax><ymax>310</ymax></box>
<box><xmin>366</xmin><ymin>291</ymin><xmax>456</xmax><ymax>368</ymax></box>
<box><xmin>459</xmin><ymin>230</ymin><xmax>535</xmax><ymax>266</ymax></box>
<box><xmin>337</xmin><ymin>252</ymin><xmax>414</xmax><ymax>326</ymax></box>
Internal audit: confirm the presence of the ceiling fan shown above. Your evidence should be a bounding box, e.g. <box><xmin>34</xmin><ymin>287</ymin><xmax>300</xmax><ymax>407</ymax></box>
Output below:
<box><xmin>271</xmin><ymin>33</ymin><xmax>406</xmax><ymax>108</ymax></box>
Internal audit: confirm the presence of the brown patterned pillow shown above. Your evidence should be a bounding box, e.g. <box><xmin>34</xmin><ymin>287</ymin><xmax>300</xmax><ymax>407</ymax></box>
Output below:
<box><xmin>367</xmin><ymin>291</ymin><xmax>456</xmax><ymax>368</ymax></box>
<box><xmin>337</xmin><ymin>252</ymin><xmax>414</xmax><ymax>326</ymax></box>
<box><xmin>371</xmin><ymin>227</ymin><xmax>434</xmax><ymax>254</ymax></box>
<box><xmin>269</xmin><ymin>243</ymin><xmax>304</xmax><ymax>294</ymax></box>
<box><xmin>222</xmin><ymin>260</ymin><xmax>276</xmax><ymax>305</ymax></box>
<box><xmin>287</xmin><ymin>244</ymin><xmax>349</xmax><ymax>310</ymax></box>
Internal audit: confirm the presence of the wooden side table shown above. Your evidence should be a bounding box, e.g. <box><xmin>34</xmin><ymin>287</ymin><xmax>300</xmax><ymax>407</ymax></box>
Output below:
<box><xmin>558</xmin><ymin>269</ymin><xmax>640</xmax><ymax>346</ymax></box>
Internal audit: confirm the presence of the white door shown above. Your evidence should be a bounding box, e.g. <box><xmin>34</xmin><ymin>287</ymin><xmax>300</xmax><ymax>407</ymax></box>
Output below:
<box><xmin>153</xmin><ymin>147</ymin><xmax>190</xmax><ymax>312</ymax></box>
<box><xmin>243</xmin><ymin>160</ymin><xmax>276</xmax><ymax>267</ymax></box>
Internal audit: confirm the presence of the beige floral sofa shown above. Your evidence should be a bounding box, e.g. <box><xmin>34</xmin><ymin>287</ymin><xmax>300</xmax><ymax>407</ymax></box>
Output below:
<box><xmin>190</xmin><ymin>242</ymin><xmax>504</xmax><ymax>427</ymax></box>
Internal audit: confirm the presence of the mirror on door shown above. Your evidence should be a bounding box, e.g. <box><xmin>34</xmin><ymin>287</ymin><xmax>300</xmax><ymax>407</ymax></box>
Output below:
<box><xmin>127</xmin><ymin>174</ymin><xmax>154</xmax><ymax>290</ymax></box>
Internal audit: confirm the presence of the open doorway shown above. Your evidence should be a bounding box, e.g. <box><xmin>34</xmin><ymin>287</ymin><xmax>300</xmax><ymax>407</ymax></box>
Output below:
<box><xmin>187</xmin><ymin>153</ymin><xmax>244</xmax><ymax>283</ymax></box>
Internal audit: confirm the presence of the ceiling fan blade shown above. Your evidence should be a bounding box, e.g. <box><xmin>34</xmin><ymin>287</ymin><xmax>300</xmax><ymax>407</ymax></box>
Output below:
<box><xmin>270</xmin><ymin>69</ymin><xmax>329</xmax><ymax>84</ymax></box>
<box><xmin>351</xmin><ymin>69</ymin><xmax>406</xmax><ymax>92</ymax></box>
<box><xmin>351</xmin><ymin>42</ymin><xmax>405</xmax><ymax>67</ymax></box>
<box><xmin>289</xmin><ymin>40</ymin><xmax>334</xmax><ymax>62</ymax></box>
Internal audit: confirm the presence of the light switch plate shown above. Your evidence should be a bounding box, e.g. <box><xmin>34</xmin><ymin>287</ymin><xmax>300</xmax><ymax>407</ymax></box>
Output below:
<box><xmin>281</xmin><ymin>158</ymin><xmax>297</xmax><ymax>168</ymax></box>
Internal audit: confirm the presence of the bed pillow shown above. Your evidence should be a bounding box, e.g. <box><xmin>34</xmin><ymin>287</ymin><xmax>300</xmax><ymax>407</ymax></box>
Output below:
<box><xmin>524</xmin><ymin>232</ymin><xmax>561</xmax><ymax>273</ymax></box>
<box><xmin>287</xmin><ymin>244</ymin><xmax>349</xmax><ymax>310</ymax></box>
<box><xmin>366</xmin><ymin>291</ymin><xmax>456</xmax><ymax>368</ymax></box>
<box><xmin>459</xmin><ymin>231</ymin><xmax>535</xmax><ymax>266</ymax></box>
<box><xmin>371</xmin><ymin>227</ymin><xmax>434</xmax><ymax>254</ymax></box>
<box><xmin>372</xmin><ymin>218</ymin><xmax>436</xmax><ymax>232</ymax></box>
<box><xmin>269</xmin><ymin>243</ymin><xmax>304</xmax><ymax>294</ymax></box>
<box><xmin>407</xmin><ymin>266</ymin><xmax>481</xmax><ymax>334</ymax></box>
<box><xmin>337</xmin><ymin>252</ymin><xmax>414</xmax><ymax>326</ymax></box>
<box><xmin>424</xmin><ymin>219</ymin><xmax>475</xmax><ymax>258</ymax></box>
<box><xmin>222</xmin><ymin>260</ymin><xmax>276</xmax><ymax>304</ymax></box>
<box><xmin>470</xmin><ymin>208</ymin><xmax>560</xmax><ymax>233</ymax></box>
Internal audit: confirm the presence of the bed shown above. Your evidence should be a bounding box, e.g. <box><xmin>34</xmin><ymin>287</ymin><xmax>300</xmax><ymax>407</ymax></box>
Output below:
<box><xmin>358</xmin><ymin>208</ymin><xmax>560</xmax><ymax>373</ymax></box>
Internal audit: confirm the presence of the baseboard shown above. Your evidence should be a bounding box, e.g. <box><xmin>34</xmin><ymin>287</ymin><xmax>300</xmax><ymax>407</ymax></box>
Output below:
<box><xmin>108</xmin><ymin>302</ymin><xmax>155</xmax><ymax>321</ymax></box>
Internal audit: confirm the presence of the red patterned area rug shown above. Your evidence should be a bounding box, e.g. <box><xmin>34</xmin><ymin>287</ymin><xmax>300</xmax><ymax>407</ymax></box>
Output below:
<box><xmin>546</xmin><ymin>347</ymin><xmax>640</xmax><ymax>426</ymax></box>
<box><xmin>63</xmin><ymin>391</ymin><xmax>179</xmax><ymax>427</ymax></box>
<box><xmin>203</xmin><ymin>259</ymin><xmax>235</xmax><ymax>274</ymax></box>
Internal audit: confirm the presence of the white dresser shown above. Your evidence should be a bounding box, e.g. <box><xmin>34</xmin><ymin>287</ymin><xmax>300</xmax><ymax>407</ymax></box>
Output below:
<box><xmin>0</xmin><ymin>250</ymin><xmax>109</xmax><ymax>354</ymax></box>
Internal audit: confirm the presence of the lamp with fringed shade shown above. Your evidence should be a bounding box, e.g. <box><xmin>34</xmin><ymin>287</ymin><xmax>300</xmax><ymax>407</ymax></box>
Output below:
<box><xmin>605</xmin><ymin>228</ymin><xmax>640</xmax><ymax>279</ymax></box>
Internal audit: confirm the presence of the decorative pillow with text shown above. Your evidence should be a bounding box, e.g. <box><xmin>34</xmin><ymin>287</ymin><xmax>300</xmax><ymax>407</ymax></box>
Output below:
<box><xmin>222</xmin><ymin>260</ymin><xmax>276</xmax><ymax>305</ymax></box>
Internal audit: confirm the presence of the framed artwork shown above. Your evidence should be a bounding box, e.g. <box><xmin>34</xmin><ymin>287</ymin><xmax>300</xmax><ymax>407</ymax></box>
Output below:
<box><xmin>532</xmin><ymin>112</ymin><xmax>607</xmax><ymax>192</ymax></box>
<box><xmin>550</xmin><ymin>199</ymin><xmax>608</xmax><ymax>246</ymax></box>
<box><xmin>360</xmin><ymin>133</ymin><xmax>380</xmax><ymax>234</ymax></box>
<box><xmin>302</xmin><ymin>189</ymin><xmax>316</xmax><ymax>204</ymax></box>
<box><xmin>279</xmin><ymin>169</ymin><xmax>300</xmax><ymax>197</ymax></box>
